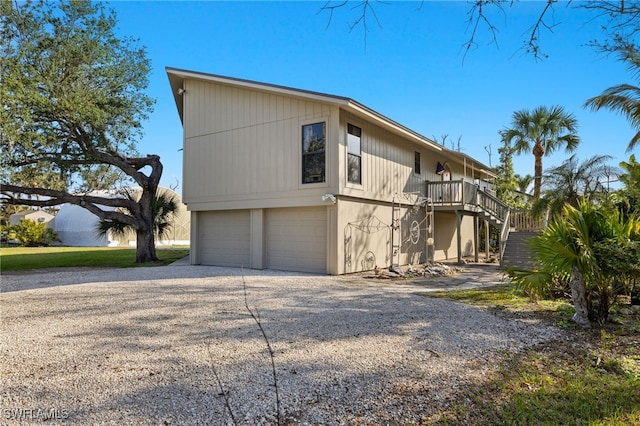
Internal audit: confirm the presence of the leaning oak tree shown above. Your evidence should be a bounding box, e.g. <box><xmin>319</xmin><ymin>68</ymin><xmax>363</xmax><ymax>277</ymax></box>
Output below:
<box><xmin>0</xmin><ymin>0</ymin><xmax>163</xmax><ymax>262</ymax></box>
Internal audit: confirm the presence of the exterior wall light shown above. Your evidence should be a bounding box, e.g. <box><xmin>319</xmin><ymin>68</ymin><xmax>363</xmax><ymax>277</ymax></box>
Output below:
<box><xmin>322</xmin><ymin>194</ymin><xmax>336</xmax><ymax>204</ymax></box>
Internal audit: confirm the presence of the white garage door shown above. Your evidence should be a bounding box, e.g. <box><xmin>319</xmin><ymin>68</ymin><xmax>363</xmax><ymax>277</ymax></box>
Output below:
<box><xmin>198</xmin><ymin>210</ymin><xmax>250</xmax><ymax>267</ymax></box>
<box><xmin>265</xmin><ymin>207</ymin><xmax>327</xmax><ymax>273</ymax></box>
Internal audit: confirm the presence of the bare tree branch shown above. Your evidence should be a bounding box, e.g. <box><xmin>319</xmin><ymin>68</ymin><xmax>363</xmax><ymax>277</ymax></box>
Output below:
<box><xmin>523</xmin><ymin>0</ymin><xmax>560</xmax><ymax>61</ymax></box>
<box><xmin>319</xmin><ymin>0</ymin><xmax>349</xmax><ymax>30</ymax></box>
<box><xmin>318</xmin><ymin>0</ymin><xmax>604</xmax><ymax>62</ymax></box>
<box><xmin>463</xmin><ymin>0</ymin><xmax>502</xmax><ymax>64</ymax></box>
<box><xmin>319</xmin><ymin>0</ymin><xmax>386</xmax><ymax>51</ymax></box>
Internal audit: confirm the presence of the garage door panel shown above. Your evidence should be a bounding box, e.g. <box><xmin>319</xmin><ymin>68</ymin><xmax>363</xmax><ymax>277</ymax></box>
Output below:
<box><xmin>198</xmin><ymin>210</ymin><xmax>250</xmax><ymax>267</ymax></box>
<box><xmin>266</xmin><ymin>208</ymin><xmax>327</xmax><ymax>273</ymax></box>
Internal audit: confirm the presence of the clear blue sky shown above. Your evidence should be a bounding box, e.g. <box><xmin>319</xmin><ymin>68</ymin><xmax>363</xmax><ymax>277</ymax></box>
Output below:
<box><xmin>107</xmin><ymin>1</ymin><xmax>637</xmax><ymax>193</ymax></box>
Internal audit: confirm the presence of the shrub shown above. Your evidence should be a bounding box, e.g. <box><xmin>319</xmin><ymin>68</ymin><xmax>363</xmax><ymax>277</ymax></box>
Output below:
<box><xmin>8</xmin><ymin>219</ymin><xmax>60</xmax><ymax>247</ymax></box>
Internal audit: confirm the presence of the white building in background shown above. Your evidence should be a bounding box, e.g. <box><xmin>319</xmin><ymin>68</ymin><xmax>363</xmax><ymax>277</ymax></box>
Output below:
<box><xmin>52</xmin><ymin>187</ymin><xmax>190</xmax><ymax>247</ymax></box>
<box><xmin>9</xmin><ymin>209</ymin><xmax>55</xmax><ymax>226</ymax></box>
<box><xmin>53</xmin><ymin>202</ymin><xmax>115</xmax><ymax>246</ymax></box>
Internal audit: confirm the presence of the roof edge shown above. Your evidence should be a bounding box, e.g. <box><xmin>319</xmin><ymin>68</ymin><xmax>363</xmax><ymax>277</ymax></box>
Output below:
<box><xmin>166</xmin><ymin>66</ymin><xmax>351</xmax><ymax>105</ymax></box>
<box><xmin>165</xmin><ymin>67</ymin><xmax>493</xmax><ymax>173</ymax></box>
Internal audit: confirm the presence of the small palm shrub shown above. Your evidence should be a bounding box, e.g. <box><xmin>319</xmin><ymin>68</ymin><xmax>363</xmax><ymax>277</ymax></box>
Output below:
<box><xmin>507</xmin><ymin>201</ymin><xmax>640</xmax><ymax>325</ymax></box>
<box><xmin>593</xmin><ymin>238</ymin><xmax>640</xmax><ymax>304</ymax></box>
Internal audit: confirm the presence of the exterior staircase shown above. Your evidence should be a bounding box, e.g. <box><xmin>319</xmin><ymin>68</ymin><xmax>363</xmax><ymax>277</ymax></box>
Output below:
<box><xmin>425</xmin><ymin>180</ymin><xmax>545</xmax><ymax>268</ymax></box>
<box><xmin>501</xmin><ymin>231</ymin><xmax>539</xmax><ymax>269</ymax></box>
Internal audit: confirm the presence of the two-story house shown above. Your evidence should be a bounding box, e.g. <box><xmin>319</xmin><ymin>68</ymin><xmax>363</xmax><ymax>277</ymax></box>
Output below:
<box><xmin>167</xmin><ymin>68</ymin><xmax>507</xmax><ymax>274</ymax></box>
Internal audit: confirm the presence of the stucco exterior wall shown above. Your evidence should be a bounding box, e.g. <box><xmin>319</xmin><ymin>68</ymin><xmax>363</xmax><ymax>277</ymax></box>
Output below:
<box><xmin>336</xmin><ymin>197</ymin><xmax>431</xmax><ymax>274</ymax></box>
<box><xmin>433</xmin><ymin>212</ymin><xmax>475</xmax><ymax>262</ymax></box>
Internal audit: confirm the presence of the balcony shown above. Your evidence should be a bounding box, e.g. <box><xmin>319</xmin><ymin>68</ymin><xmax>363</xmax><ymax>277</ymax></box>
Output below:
<box><xmin>426</xmin><ymin>179</ymin><xmax>511</xmax><ymax>261</ymax></box>
<box><xmin>426</xmin><ymin>179</ymin><xmax>506</xmax><ymax>216</ymax></box>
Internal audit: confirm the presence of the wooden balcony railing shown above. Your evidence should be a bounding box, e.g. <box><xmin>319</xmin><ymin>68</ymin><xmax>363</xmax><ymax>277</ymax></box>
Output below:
<box><xmin>425</xmin><ymin>179</ymin><xmax>477</xmax><ymax>206</ymax></box>
<box><xmin>510</xmin><ymin>209</ymin><xmax>547</xmax><ymax>232</ymax></box>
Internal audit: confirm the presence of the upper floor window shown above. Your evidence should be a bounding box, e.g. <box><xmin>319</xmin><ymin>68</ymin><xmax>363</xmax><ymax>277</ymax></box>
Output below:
<box><xmin>302</xmin><ymin>122</ymin><xmax>326</xmax><ymax>184</ymax></box>
<box><xmin>347</xmin><ymin>124</ymin><xmax>361</xmax><ymax>184</ymax></box>
<box><xmin>414</xmin><ymin>151</ymin><xmax>421</xmax><ymax>175</ymax></box>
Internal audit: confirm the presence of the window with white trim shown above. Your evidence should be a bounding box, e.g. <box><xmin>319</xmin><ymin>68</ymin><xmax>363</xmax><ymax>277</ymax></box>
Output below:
<box><xmin>347</xmin><ymin>124</ymin><xmax>361</xmax><ymax>184</ymax></box>
<box><xmin>414</xmin><ymin>151</ymin><xmax>421</xmax><ymax>175</ymax></box>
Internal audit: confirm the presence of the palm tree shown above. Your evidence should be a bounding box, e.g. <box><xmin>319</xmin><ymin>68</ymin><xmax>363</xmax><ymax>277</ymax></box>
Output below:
<box><xmin>533</xmin><ymin>154</ymin><xmax>613</xmax><ymax>218</ymax></box>
<box><xmin>515</xmin><ymin>174</ymin><xmax>533</xmax><ymax>195</ymax></box>
<box><xmin>500</xmin><ymin>105</ymin><xmax>580</xmax><ymax>200</ymax></box>
<box><xmin>618</xmin><ymin>154</ymin><xmax>640</xmax><ymax>214</ymax></box>
<box><xmin>585</xmin><ymin>83</ymin><xmax>640</xmax><ymax>152</ymax></box>
<box><xmin>512</xmin><ymin>201</ymin><xmax>640</xmax><ymax>326</ymax></box>
<box><xmin>97</xmin><ymin>190</ymin><xmax>178</xmax><ymax>244</ymax></box>
<box><xmin>513</xmin><ymin>173</ymin><xmax>533</xmax><ymax>206</ymax></box>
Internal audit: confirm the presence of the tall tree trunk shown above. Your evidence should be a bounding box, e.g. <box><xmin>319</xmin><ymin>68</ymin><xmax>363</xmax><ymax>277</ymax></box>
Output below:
<box><xmin>570</xmin><ymin>265</ymin><xmax>591</xmax><ymax>328</ymax></box>
<box><xmin>136</xmin><ymin>226</ymin><xmax>157</xmax><ymax>263</ymax></box>
<box><xmin>134</xmin><ymin>177</ymin><xmax>159</xmax><ymax>263</ymax></box>
<box><xmin>533</xmin><ymin>143</ymin><xmax>544</xmax><ymax>200</ymax></box>
<box><xmin>2</xmin><ymin>155</ymin><xmax>164</xmax><ymax>264</ymax></box>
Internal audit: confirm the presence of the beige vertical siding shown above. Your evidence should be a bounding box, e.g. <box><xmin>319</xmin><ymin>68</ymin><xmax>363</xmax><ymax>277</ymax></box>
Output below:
<box><xmin>337</xmin><ymin>199</ymin><xmax>391</xmax><ymax>274</ymax></box>
<box><xmin>432</xmin><ymin>212</ymin><xmax>475</xmax><ymax>262</ymax></box>
<box><xmin>460</xmin><ymin>215</ymin><xmax>476</xmax><ymax>257</ymax></box>
<box><xmin>182</xmin><ymin>79</ymin><xmax>336</xmax><ymax>206</ymax></box>
<box><xmin>338</xmin><ymin>111</ymin><xmax>442</xmax><ymax>202</ymax></box>
<box><xmin>433</xmin><ymin>212</ymin><xmax>457</xmax><ymax>261</ymax></box>
<box><xmin>179</xmin><ymin>76</ymin><xmax>485</xmax><ymax>273</ymax></box>
<box><xmin>337</xmin><ymin>198</ymin><xmax>430</xmax><ymax>274</ymax></box>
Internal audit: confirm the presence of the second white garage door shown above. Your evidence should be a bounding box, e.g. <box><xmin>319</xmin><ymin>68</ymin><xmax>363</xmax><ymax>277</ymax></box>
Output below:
<box><xmin>265</xmin><ymin>207</ymin><xmax>327</xmax><ymax>273</ymax></box>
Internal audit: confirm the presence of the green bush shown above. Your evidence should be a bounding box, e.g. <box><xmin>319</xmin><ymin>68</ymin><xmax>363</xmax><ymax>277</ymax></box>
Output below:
<box><xmin>593</xmin><ymin>238</ymin><xmax>640</xmax><ymax>302</ymax></box>
<box><xmin>8</xmin><ymin>219</ymin><xmax>60</xmax><ymax>247</ymax></box>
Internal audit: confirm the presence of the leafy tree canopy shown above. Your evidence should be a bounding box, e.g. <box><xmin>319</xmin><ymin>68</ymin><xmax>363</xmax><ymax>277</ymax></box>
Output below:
<box><xmin>0</xmin><ymin>0</ymin><xmax>163</xmax><ymax>263</ymax></box>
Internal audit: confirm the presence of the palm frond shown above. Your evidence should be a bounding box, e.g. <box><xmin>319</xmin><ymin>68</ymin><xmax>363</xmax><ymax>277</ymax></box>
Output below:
<box><xmin>504</xmin><ymin>267</ymin><xmax>554</xmax><ymax>301</ymax></box>
<box><xmin>585</xmin><ymin>83</ymin><xmax>640</xmax><ymax>151</ymax></box>
<box><xmin>96</xmin><ymin>190</ymin><xmax>180</xmax><ymax>241</ymax></box>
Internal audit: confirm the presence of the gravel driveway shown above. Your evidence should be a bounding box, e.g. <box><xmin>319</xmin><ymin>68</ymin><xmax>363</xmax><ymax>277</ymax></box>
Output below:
<box><xmin>0</xmin><ymin>264</ymin><xmax>562</xmax><ymax>425</ymax></box>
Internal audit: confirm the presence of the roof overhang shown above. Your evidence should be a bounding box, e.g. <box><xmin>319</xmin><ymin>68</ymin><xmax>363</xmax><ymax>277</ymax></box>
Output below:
<box><xmin>166</xmin><ymin>67</ymin><xmax>496</xmax><ymax>168</ymax></box>
<box><xmin>167</xmin><ymin>67</ymin><xmax>351</xmax><ymax>125</ymax></box>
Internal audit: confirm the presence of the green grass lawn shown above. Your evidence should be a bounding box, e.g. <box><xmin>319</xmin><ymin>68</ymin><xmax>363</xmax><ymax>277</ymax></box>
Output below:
<box><xmin>0</xmin><ymin>246</ymin><xmax>189</xmax><ymax>272</ymax></box>
<box><xmin>427</xmin><ymin>283</ymin><xmax>640</xmax><ymax>425</ymax></box>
